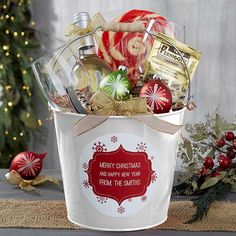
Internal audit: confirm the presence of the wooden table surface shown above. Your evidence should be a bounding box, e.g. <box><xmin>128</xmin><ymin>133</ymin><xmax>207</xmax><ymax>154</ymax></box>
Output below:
<box><xmin>0</xmin><ymin>169</ymin><xmax>235</xmax><ymax>236</ymax></box>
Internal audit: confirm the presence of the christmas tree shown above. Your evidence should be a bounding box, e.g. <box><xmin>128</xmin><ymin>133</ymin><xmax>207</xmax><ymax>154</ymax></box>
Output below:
<box><xmin>0</xmin><ymin>0</ymin><xmax>41</xmax><ymax>168</ymax></box>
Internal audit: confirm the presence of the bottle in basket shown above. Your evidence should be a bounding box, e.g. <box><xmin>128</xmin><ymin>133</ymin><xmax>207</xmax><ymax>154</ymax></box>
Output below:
<box><xmin>71</xmin><ymin>12</ymin><xmax>112</xmax><ymax>93</ymax></box>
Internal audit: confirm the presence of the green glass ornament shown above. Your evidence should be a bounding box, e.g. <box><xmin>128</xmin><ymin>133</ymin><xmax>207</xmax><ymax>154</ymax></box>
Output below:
<box><xmin>99</xmin><ymin>66</ymin><xmax>132</xmax><ymax>100</ymax></box>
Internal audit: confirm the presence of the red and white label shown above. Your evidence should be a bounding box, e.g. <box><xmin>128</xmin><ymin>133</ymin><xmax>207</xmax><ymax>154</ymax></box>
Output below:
<box><xmin>86</xmin><ymin>145</ymin><xmax>154</xmax><ymax>205</ymax></box>
<box><xmin>80</xmin><ymin>133</ymin><xmax>158</xmax><ymax>217</ymax></box>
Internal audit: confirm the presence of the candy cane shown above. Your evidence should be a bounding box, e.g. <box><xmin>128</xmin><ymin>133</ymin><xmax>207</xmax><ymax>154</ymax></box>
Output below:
<box><xmin>98</xmin><ymin>10</ymin><xmax>174</xmax><ymax>85</ymax></box>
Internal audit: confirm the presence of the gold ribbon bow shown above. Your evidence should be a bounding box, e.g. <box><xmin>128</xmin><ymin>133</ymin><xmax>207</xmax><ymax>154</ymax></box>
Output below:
<box><xmin>65</xmin><ymin>12</ymin><xmax>106</xmax><ymax>37</ymax></box>
<box><xmin>90</xmin><ymin>91</ymin><xmax>150</xmax><ymax>116</ymax></box>
<box><xmin>44</xmin><ymin>13</ymin><xmax>106</xmax><ymax>75</ymax></box>
<box><xmin>73</xmin><ymin>91</ymin><xmax>183</xmax><ymax>136</ymax></box>
<box><xmin>5</xmin><ymin>170</ymin><xmax>60</xmax><ymax>191</ymax></box>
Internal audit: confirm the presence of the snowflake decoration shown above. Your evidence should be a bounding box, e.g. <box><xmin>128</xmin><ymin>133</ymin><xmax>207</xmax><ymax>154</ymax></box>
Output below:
<box><xmin>110</xmin><ymin>136</ymin><xmax>118</xmax><ymax>143</ymax></box>
<box><xmin>17</xmin><ymin>153</ymin><xmax>41</xmax><ymax>177</ymax></box>
<box><xmin>97</xmin><ymin>196</ymin><xmax>108</xmax><ymax>204</ymax></box>
<box><xmin>83</xmin><ymin>163</ymin><xmax>88</xmax><ymax>170</ymax></box>
<box><xmin>136</xmin><ymin>142</ymin><xmax>147</xmax><ymax>152</ymax></box>
<box><xmin>117</xmin><ymin>206</ymin><xmax>125</xmax><ymax>214</ymax></box>
<box><xmin>92</xmin><ymin>142</ymin><xmax>107</xmax><ymax>153</ymax></box>
<box><xmin>101</xmin><ymin>73</ymin><xmax>130</xmax><ymax>99</ymax></box>
<box><xmin>151</xmin><ymin>172</ymin><xmax>157</xmax><ymax>183</ymax></box>
<box><xmin>83</xmin><ymin>180</ymin><xmax>90</xmax><ymax>188</ymax></box>
<box><xmin>141</xmin><ymin>195</ymin><xmax>148</xmax><ymax>202</ymax></box>
<box><xmin>140</xmin><ymin>83</ymin><xmax>169</xmax><ymax>111</ymax></box>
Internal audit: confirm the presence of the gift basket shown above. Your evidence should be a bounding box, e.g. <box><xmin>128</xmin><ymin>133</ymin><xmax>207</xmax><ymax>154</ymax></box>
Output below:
<box><xmin>32</xmin><ymin>10</ymin><xmax>201</xmax><ymax>231</ymax></box>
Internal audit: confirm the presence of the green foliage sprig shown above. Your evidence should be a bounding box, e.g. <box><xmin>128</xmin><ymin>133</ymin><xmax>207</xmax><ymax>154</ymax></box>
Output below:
<box><xmin>174</xmin><ymin>113</ymin><xmax>236</xmax><ymax>222</ymax></box>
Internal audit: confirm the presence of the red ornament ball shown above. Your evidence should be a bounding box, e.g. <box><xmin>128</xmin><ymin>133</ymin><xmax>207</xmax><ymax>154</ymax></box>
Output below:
<box><xmin>203</xmin><ymin>156</ymin><xmax>214</xmax><ymax>169</ymax></box>
<box><xmin>225</xmin><ymin>131</ymin><xmax>235</xmax><ymax>141</ymax></box>
<box><xmin>218</xmin><ymin>156</ymin><xmax>232</xmax><ymax>170</ymax></box>
<box><xmin>10</xmin><ymin>151</ymin><xmax>47</xmax><ymax>180</ymax></box>
<box><xmin>216</xmin><ymin>138</ymin><xmax>225</xmax><ymax>147</ymax></box>
<box><xmin>139</xmin><ymin>79</ymin><xmax>172</xmax><ymax>114</ymax></box>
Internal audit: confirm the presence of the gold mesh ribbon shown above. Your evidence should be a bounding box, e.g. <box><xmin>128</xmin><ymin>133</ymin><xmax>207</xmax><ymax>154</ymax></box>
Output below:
<box><xmin>5</xmin><ymin>170</ymin><xmax>60</xmax><ymax>191</ymax></box>
<box><xmin>73</xmin><ymin>91</ymin><xmax>182</xmax><ymax>136</ymax></box>
<box><xmin>90</xmin><ymin>91</ymin><xmax>149</xmax><ymax>116</ymax></box>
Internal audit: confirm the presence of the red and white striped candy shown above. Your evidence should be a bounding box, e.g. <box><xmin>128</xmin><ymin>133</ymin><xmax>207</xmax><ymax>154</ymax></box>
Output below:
<box><xmin>98</xmin><ymin>9</ymin><xmax>174</xmax><ymax>85</ymax></box>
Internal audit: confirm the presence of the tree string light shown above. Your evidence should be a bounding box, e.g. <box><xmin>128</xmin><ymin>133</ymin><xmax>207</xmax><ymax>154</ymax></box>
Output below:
<box><xmin>0</xmin><ymin>0</ymin><xmax>42</xmax><ymax>168</ymax></box>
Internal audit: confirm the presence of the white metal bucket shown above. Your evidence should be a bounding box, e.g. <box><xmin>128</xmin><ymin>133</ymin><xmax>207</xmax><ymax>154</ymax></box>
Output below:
<box><xmin>54</xmin><ymin>108</ymin><xmax>185</xmax><ymax>231</ymax></box>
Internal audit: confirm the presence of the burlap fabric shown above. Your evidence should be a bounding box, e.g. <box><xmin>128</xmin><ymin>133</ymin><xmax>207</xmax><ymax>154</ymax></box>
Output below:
<box><xmin>0</xmin><ymin>200</ymin><xmax>235</xmax><ymax>231</ymax></box>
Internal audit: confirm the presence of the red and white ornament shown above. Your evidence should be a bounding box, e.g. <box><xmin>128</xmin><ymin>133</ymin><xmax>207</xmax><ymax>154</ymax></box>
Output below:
<box><xmin>139</xmin><ymin>79</ymin><xmax>172</xmax><ymax>114</ymax></box>
<box><xmin>9</xmin><ymin>151</ymin><xmax>47</xmax><ymax>180</ymax></box>
<box><xmin>98</xmin><ymin>9</ymin><xmax>174</xmax><ymax>85</ymax></box>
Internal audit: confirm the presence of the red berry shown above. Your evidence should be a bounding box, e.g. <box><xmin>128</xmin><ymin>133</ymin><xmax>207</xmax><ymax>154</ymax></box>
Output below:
<box><xmin>218</xmin><ymin>154</ymin><xmax>226</xmax><ymax>162</ymax></box>
<box><xmin>225</xmin><ymin>132</ymin><xmax>235</xmax><ymax>141</ymax></box>
<box><xmin>203</xmin><ymin>156</ymin><xmax>214</xmax><ymax>169</ymax></box>
<box><xmin>219</xmin><ymin>156</ymin><xmax>232</xmax><ymax>170</ymax></box>
<box><xmin>212</xmin><ymin>171</ymin><xmax>220</xmax><ymax>177</ymax></box>
<box><xmin>199</xmin><ymin>166</ymin><xmax>209</xmax><ymax>176</ymax></box>
<box><xmin>216</xmin><ymin>138</ymin><xmax>225</xmax><ymax>147</ymax></box>
<box><xmin>226</xmin><ymin>150</ymin><xmax>235</xmax><ymax>159</ymax></box>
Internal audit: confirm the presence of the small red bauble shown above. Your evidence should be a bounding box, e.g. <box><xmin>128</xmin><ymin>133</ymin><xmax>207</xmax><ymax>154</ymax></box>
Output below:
<box><xmin>10</xmin><ymin>151</ymin><xmax>47</xmax><ymax>180</ymax></box>
<box><xmin>212</xmin><ymin>171</ymin><xmax>220</xmax><ymax>177</ymax></box>
<box><xmin>225</xmin><ymin>131</ymin><xmax>235</xmax><ymax>141</ymax></box>
<box><xmin>203</xmin><ymin>156</ymin><xmax>214</xmax><ymax>169</ymax></box>
<box><xmin>199</xmin><ymin>166</ymin><xmax>209</xmax><ymax>176</ymax></box>
<box><xmin>219</xmin><ymin>156</ymin><xmax>232</xmax><ymax>170</ymax></box>
<box><xmin>216</xmin><ymin>138</ymin><xmax>225</xmax><ymax>147</ymax></box>
<box><xmin>226</xmin><ymin>150</ymin><xmax>235</xmax><ymax>159</ymax></box>
<box><xmin>139</xmin><ymin>79</ymin><xmax>172</xmax><ymax>114</ymax></box>
<box><xmin>218</xmin><ymin>154</ymin><xmax>226</xmax><ymax>162</ymax></box>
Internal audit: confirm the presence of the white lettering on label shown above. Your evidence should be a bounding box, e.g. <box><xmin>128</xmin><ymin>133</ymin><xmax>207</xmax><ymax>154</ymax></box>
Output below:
<box><xmin>99</xmin><ymin>179</ymin><xmax>112</xmax><ymax>186</ymax></box>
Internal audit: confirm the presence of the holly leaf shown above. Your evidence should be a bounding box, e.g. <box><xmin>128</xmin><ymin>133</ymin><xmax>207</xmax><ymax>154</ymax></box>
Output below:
<box><xmin>215</xmin><ymin>113</ymin><xmax>236</xmax><ymax>133</ymax></box>
<box><xmin>191</xmin><ymin>180</ymin><xmax>198</xmax><ymax>191</ymax></box>
<box><xmin>184</xmin><ymin>140</ymin><xmax>193</xmax><ymax>161</ymax></box>
<box><xmin>190</xmin><ymin>133</ymin><xmax>207</xmax><ymax>142</ymax></box>
<box><xmin>200</xmin><ymin>177</ymin><xmax>219</xmax><ymax>190</ymax></box>
<box><xmin>219</xmin><ymin>171</ymin><xmax>227</xmax><ymax>178</ymax></box>
<box><xmin>220</xmin><ymin>122</ymin><xmax>236</xmax><ymax>131</ymax></box>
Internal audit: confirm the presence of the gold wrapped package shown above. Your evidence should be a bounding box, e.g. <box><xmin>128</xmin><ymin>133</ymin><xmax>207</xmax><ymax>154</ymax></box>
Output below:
<box><xmin>146</xmin><ymin>33</ymin><xmax>201</xmax><ymax>104</ymax></box>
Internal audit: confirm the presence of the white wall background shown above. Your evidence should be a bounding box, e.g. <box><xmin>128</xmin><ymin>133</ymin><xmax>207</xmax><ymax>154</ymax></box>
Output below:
<box><xmin>32</xmin><ymin>0</ymin><xmax>236</xmax><ymax>169</ymax></box>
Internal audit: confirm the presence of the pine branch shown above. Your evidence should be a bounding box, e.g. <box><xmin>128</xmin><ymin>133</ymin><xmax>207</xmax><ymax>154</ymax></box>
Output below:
<box><xmin>186</xmin><ymin>182</ymin><xmax>231</xmax><ymax>223</ymax></box>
